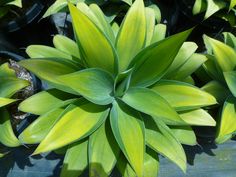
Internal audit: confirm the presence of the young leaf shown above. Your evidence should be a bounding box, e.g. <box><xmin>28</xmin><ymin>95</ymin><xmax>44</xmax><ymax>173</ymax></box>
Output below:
<box><xmin>18</xmin><ymin>108</ymin><xmax>65</xmax><ymax>144</ymax></box>
<box><xmin>61</xmin><ymin>140</ymin><xmax>88</xmax><ymax>177</ymax></box>
<box><xmin>69</xmin><ymin>3</ymin><xmax>118</xmax><ymax>74</ymax></box>
<box><xmin>145</xmin><ymin>7</ymin><xmax>155</xmax><ymax>46</ymax></box>
<box><xmin>33</xmin><ymin>101</ymin><xmax>109</xmax><ymax>154</ymax></box>
<box><xmin>19</xmin><ymin>89</ymin><xmax>77</xmax><ymax>115</ymax></box>
<box><xmin>116</xmin><ymin>0</ymin><xmax>146</xmax><ymax>72</ymax></box>
<box><xmin>151</xmin><ymin>80</ymin><xmax>217</xmax><ymax>111</ymax></box>
<box><xmin>122</xmin><ymin>87</ymin><xmax>185</xmax><ymax>125</ymax></box>
<box><xmin>59</xmin><ymin>68</ymin><xmax>114</xmax><ymax>105</ymax></box>
<box><xmin>110</xmin><ymin>101</ymin><xmax>145</xmax><ymax>177</ymax></box>
<box><xmin>204</xmin><ymin>0</ymin><xmax>226</xmax><ymax>19</ymax></box>
<box><xmin>179</xmin><ymin>109</ymin><xmax>216</xmax><ymax>126</ymax></box>
<box><xmin>145</xmin><ymin>117</ymin><xmax>187</xmax><ymax>172</ymax></box>
<box><xmin>0</xmin><ymin>108</ymin><xmax>20</xmax><ymax>147</ymax></box>
<box><xmin>216</xmin><ymin>96</ymin><xmax>236</xmax><ymax>143</ymax></box>
<box><xmin>89</xmin><ymin>122</ymin><xmax>120</xmax><ymax>177</ymax></box>
<box><xmin>151</xmin><ymin>24</ymin><xmax>166</xmax><ymax>44</ymax></box>
<box><xmin>130</xmin><ymin>29</ymin><xmax>192</xmax><ymax>87</ymax></box>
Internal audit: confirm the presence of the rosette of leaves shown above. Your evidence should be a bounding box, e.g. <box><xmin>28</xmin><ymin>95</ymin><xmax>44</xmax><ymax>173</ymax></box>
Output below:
<box><xmin>18</xmin><ymin>1</ymin><xmax>217</xmax><ymax>176</ymax></box>
<box><xmin>0</xmin><ymin>0</ymin><xmax>22</xmax><ymax>18</ymax></box>
<box><xmin>0</xmin><ymin>62</ymin><xmax>29</xmax><ymax>157</ymax></box>
<box><xmin>202</xmin><ymin>33</ymin><xmax>236</xmax><ymax>144</ymax></box>
<box><xmin>192</xmin><ymin>0</ymin><xmax>236</xmax><ymax>25</ymax></box>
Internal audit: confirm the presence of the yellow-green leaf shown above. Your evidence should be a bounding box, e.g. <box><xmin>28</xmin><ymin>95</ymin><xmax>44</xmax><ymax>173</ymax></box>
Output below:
<box><xmin>151</xmin><ymin>24</ymin><xmax>167</xmax><ymax>44</ymax></box>
<box><xmin>145</xmin><ymin>7</ymin><xmax>155</xmax><ymax>47</ymax></box>
<box><xmin>144</xmin><ymin>148</ymin><xmax>159</xmax><ymax>177</ymax></box>
<box><xmin>61</xmin><ymin>140</ymin><xmax>88</xmax><ymax>177</ymax></box>
<box><xmin>110</xmin><ymin>100</ymin><xmax>145</xmax><ymax>177</ymax></box>
<box><xmin>0</xmin><ymin>63</ymin><xmax>15</xmax><ymax>77</ymax></box>
<box><xmin>122</xmin><ymin>87</ymin><xmax>185</xmax><ymax>125</ymax></box>
<box><xmin>0</xmin><ymin>108</ymin><xmax>20</xmax><ymax>147</ymax></box>
<box><xmin>115</xmin><ymin>0</ymin><xmax>146</xmax><ymax>72</ymax></box>
<box><xmin>170</xmin><ymin>126</ymin><xmax>197</xmax><ymax>145</ymax></box>
<box><xmin>179</xmin><ymin>109</ymin><xmax>216</xmax><ymax>126</ymax></box>
<box><xmin>89</xmin><ymin>122</ymin><xmax>120</xmax><ymax>177</ymax></box>
<box><xmin>19</xmin><ymin>89</ymin><xmax>76</xmax><ymax>115</ymax></box>
<box><xmin>224</xmin><ymin>71</ymin><xmax>236</xmax><ymax>97</ymax></box>
<box><xmin>33</xmin><ymin>101</ymin><xmax>109</xmax><ymax>154</ymax></box>
<box><xmin>18</xmin><ymin>108</ymin><xmax>65</xmax><ymax>144</ymax></box>
<box><xmin>0</xmin><ymin>97</ymin><xmax>17</xmax><ymax>108</ymax></box>
<box><xmin>152</xmin><ymin>80</ymin><xmax>217</xmax><ymax>111</ymax></box>
<box><xmin>203</xmin><ymin>35</ymin><xmax>236</xmax><ymax>72</ymax></box>
<box><xmin>216</xmin><ymin>96</ymin><xmax>236</xmax><ymax>143</ymax></box>
<box><xmin>69</xmin><ymin>3</ymin><xmax>118</xmax><ymax>74</ymax></box>
<box><xmin>145</xmin><ymin>117</ymin><xmax>186</xmax><ymax>172</ymax></box>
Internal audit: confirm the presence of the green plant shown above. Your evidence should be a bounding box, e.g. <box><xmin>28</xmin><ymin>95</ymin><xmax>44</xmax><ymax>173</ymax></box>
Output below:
<box><xmin>0</xmin><ymin>62</ymin><xmax>29</xmax><ymax>157</ymax></box>
<box><xmin>202</xmin><ymin>33</ymin><xmax>236</xmax><ymax>144</ymax></box>
<box><xmin>0</xmin><ymin>0</ymin><xmax>22</xmax><ymax>18</ymax></box>
<box><xmin>18</xmin><ymin>1</ymin><xmax>217</xmax><ymax>176</ymax></box>
<box><xmin>193</xmin><ymin>0</ymin><xmax>236</xmax><ymax>25</ymax></box>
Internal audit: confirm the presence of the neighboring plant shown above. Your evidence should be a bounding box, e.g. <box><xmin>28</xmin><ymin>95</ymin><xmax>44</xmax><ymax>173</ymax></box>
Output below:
<box><xmin>202</xmin><ymin>33</ymin><xmax>236</xmax><ymax>144</ymax></box>
<box><xmin>0</xmin><ymin>0</ymin><xmax>22</xmax><ymax>18</ymax></box>
<box><xmin>18</xmin><ymin>1</ymin><xmax>217</xmax><ymax>176</ymax></box>
<box><xmin>192</xmin><ymin>0</ymin><xmax>236</xmax><ymax>25</ymax></box>
<box><xmin>0</xmin><ymin>62</ymin><xmax>29</xmax><ymax>157</ymax></box>
<box><xmin>43</xmin><ymin>0</ymin><xmax>161</xmax><ymax>24</ymax></box>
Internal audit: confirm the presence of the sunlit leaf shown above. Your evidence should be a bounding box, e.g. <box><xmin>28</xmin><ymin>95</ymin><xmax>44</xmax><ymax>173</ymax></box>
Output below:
<box><xmin>170</xmin><ymin>126</ymin><xmax>197</xmax><ymax>145</ymax></box>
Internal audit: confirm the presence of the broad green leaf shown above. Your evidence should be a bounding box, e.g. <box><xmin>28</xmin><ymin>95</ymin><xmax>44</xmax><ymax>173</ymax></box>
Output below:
<box><xmin>110</xmin><ymin>101</ymin><xmax>145</xmax><ymax>177</ymax></box>
<box><xmin>59</xmin><ymin>68</ymin><xmax>114</xmax><ymax>105</ymax></box>
<box><xmin>179</xmin><ymin>109</ymin><xmax>216</xmax><ymax>126</ymax></box>
<box><xmin>151</xmin><ymin>24</ymin><xmax>167</xmax><ymax>44</ymax></box>
<box><xmin>152</xmin><ymin>80</ymin><xmax>217</xmax><ymax>111</ymax></box>
<box><xmin>117</xmin><ymin>148</ymin><xmax>159</xmax><ymax>177</ymax></box>
<box><xmin>26</xmin><ymin>45</ymin><xmax>73</xmax><ymax>60</ymax></box>
<box><xmin>165</xmin><ymin>42</ymin><xmax>198</xmax><ymax>78</ymax></box>
<box><xmin>18</xmin><ymin>108</ymin><xmax>65</xmax><ymax>144</ymax></box>
<box><xmin>19</xmin><ymin>89</ymin><xmax>77</xmax><ymax>115</ymax></box>
<box><xmin>182</xmin><ymin>76</ymin><xmax>195</xmax><ymax>85</ymax></box>
<box><xmin>116</xmin><ymin>154</ymin><xmax>136</xmax><ymax>177</ymax></box>
<box><xmin>116</xmin><ymin>0</ymin><xmax>146</xmax><ymax>72</ymax></box>
<box><xmin>223</xmin><ymin>32</ymin><xmax>236</xmax><ymax>49</ymax></box>
<box><xmin>193</xmin><ymin>0</ymin><xmax>207</xmax><ymax>15</ymax></box>
<box><xmin>33</xmin><ymin>101</ymin><xmax>109</xmax><ymax>154</ymax></box>
<box><xmin>122</xmin><ymin>87</ymin><xmax>185</xmax><ymax>125</ymax></box>
<box><xmin>89</xmin><ymin>122</ymin><xmax>120</xmax><ymax>177</ymax></box>
<box><xmin>0</xmin><ymin>108</ymin><xmax>20</xmax><ymax>147</ymax></box>
<box><xmin>202</xmin><ymin>81</ymin><xmax>230</xmax><ymax>104</ymax></box>
<box><xmin>130</xmin><ymin>29</ymin><xmax>192</xmax><ymax>87</ymax></box>
<box><xmin>203</xmin><ymin>35</ymin><xmax>236</xmax><ymax>72</ymax></box>
<box><xmin>144</xmin><ymin>148</ymin><xmax>159</xmax><ymax>177</ymax></box>
<box><xmin>0</xmin><ymin>97</ymin><xmax>17</xmax><ymax>108</ymax></box>
<box><xmin>0</xmin><ymin>63</ymin><xmax>15</xmax><ymax>77</ymax></box>
<box><xmin>69</xmin><ymin>3</ymin><xmax>118</xmax><ymax>74</ymax></box>
<box><xmin>18</xmin><ymin>58</ymin><xmax>80</xmax><ymax>94</ymax></box>
<box><xmin>145</xmin><ymin>7</ymin><xmax>155</xmax><ymax>46</ymax></box>
<box><xmin>173</xmin><ymin>53</ymin><xmax>208</xmax><ymax>80</ymax></box>
<box><xmin>224</xmin><ymin>71</ymin><xmax>236</xmax><ymax>97</ymax></box>
<box><xmin>0</xmin><ymin>77</ymin><xmax>29</xmax><ymax>98</ymax></box>
<box><xmin>53</xmin><ymin>35</ymin><xmax>81</xmax><ymax>61</ymax></box>
<box><xmin>111</xmin><ymin>22</ymin><xmax>119</xmax><ymax>37</ymax></box>
<box><xmin>170</xmin><ymin>126</ymin><xmax>197</xmax><ymax>145</ymax></box>
<box><xmin>205</xmin><ymin>0</ymin><xmax>226</xmax><ymax>19</ymax></box>
<box><xmin>145</xmin><ymin>117</ymin><xmax>186</xmax><ymax>172</ymax></box>
<box><xmin>89</xmin><ymin>3</ymin><xmax>115</xmax><ymax>43</ymax></box>
<box><xmin>216</xmin><ymin>96</ymin><xmax>236</xmax><ymax>143</ymax></box>
<box><xmin>61</xmin><ymin>140</ymin><xmax>88</xmax><ymax>177</ymax></box>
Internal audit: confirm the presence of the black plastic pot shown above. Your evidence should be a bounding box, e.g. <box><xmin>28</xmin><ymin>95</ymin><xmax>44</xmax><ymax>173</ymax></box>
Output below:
<box><xmin>0</xmin><ymin>0</ymin><xmax>44</xmax><ymax>33</ymax></box>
